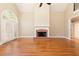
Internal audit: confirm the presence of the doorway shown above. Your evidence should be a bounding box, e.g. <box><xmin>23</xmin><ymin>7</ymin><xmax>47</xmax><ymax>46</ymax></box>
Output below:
<box><xmin>0</xmin><ymin>10</ymin><xmax>18</xmax><ymax>44</ymax></box>
<box><xmin>71</xmin><ymin>16</ymin><xmax>79</xmax><ymax>39</ymax></box>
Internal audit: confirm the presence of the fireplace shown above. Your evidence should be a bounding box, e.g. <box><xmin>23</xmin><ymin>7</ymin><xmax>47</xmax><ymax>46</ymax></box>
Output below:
<box><xmin>36</xmin><ymin>29</ymin><xmax>48</xmax><ymax>37</ymax></box>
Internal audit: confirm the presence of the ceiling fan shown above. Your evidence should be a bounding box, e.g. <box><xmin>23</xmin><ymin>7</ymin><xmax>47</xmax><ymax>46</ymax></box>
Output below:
<box><xmin>39</xmin><ymin>3</ymin><xmax>51</xmax><ymax>7</ymax></box>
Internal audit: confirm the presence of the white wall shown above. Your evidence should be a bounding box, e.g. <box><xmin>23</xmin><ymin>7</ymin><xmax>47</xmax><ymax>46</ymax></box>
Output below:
<box><xmin>19</xmin><ymin>3</ymin><xmax>49</xmax><ymax>37</ymax></box>
<box><xmin>19</xmin><ymin>3</ymin><xmax>67</xmax><ymax>38</ymax></box>
<box><xmin>34</xmin><ymin>3</ymin><xmax>49</xmax><ymax>26</ymax></box>
<box><xmin>49</xmin><ymin>12</ymin><xmax>65</xmax><ymax>38</ymax></box>
<box><xmin>19</xmin><ymin>13</ymin><xmax>34</xmax><ymax>37</ymax></box>
<box><xmin>49</xmin><ymin>3</ymin><xmax>74</xmax><ymax>39</ymax></box>
<box><xmin>0</xmin><ymin>3</ymin><xmax>19</xmax><ymax>45</ymax></box>
<box><xmin>64</xmin><ymin>4</ymin><xmax>73</xmax><ymax>39</ymax></box>
<box><xmin>18</xmin><ymin>4</ymin><xmax>34</xmax><ymax>37</ymax></box>
<box><xmin>19</xmin><ymin>3</ymin><xmax>74</xmax><ymax>39</ymax></box>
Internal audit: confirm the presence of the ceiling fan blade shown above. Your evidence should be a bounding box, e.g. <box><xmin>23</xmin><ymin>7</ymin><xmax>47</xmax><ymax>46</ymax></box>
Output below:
<box><xmin>39</xmin><ymin>3</ymin><xmax>51</xmax><ymax>7</ymax></box>
<box><xmin>47</xmin><ymin>3</ymin><xmax>51</xmax><ymax>5</ymax></box>
<box><xmin>39</xmin><ymin>3</ymin><xmax>43</xmax><ymax>7</ymax></box>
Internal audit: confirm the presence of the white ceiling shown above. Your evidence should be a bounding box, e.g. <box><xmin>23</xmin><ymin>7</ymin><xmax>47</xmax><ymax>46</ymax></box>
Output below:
<box><xmin>50</xmin><ymin>3</ymin><xmax>68</xmax><ymax>12</ymax></box>
<box><xmin>16</xmin><ymin>3</ymin><xmax>68</xmax><ymax>13</ymax></box>
<box><xmin>16</xmin><ymin>3</ymin><xmax>34</xmax><ymax>12</ymax></box>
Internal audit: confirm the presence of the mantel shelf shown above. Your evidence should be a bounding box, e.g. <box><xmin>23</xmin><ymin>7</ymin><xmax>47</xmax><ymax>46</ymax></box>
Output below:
<box><xmin>34</xmin><ymin>26</ymin><xmax>49</xmax><ymax>28</ymax></box>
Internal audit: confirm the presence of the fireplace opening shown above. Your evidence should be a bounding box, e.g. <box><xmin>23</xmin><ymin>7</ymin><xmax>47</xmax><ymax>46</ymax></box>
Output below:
<box><xmin>37</xmin><ymin>32</ymin><xmax>47</xmax><ymax>37</ymax></box>
<box><xmin>36</xmin><ymin>29</ymin><xmax>48</xmax><ymax>37</ymax></box>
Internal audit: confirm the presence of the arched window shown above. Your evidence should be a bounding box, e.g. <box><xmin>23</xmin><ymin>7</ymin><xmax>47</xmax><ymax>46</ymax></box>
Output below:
<box><xmin>1</xmin><ymin>9</ymin><xmax>17</xmax><ymax>22</ymax></box>
<box><xmin>0</xmin><ymin>10</ymin><xmax>18</xmax><ymax>44</ymax></box>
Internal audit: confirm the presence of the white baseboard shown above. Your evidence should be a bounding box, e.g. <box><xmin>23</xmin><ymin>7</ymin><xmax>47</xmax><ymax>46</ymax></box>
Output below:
<box><xmin>19</xmin><ymin>36</ymin><xmax>70</xmax><ymax>39</ymax></box>
<box><xmin>19</xmin><ymin>36</ymin><xmax>34</xmax><ymax>38</ymax></box>
<box><xmin>0</xmin><ymin>42</ymin><xmax>4</xmax><ymax>45</ymax></box>
<box><xmin>49</xmin><ymin>36</ymin><xmax>70</xmax><ymax>39</ymax></box>
<box><xmin>0</xmin><ymin>36</ymin><xmax>70</xmax><ymax>45</ymax></box>
<box><xmin>65</xmin><ymin>37</ymin><xmax>71</xmax><ymax>40</ymax></box>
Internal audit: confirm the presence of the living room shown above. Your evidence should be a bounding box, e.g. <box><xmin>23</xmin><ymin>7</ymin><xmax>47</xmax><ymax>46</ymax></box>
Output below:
<box><xmin>0</xmin><ymin>3</ymin><xmax>79</xmax><ymax>56</ymax></box>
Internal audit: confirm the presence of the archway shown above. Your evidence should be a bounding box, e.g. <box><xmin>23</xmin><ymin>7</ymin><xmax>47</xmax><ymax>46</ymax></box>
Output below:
<box><xmin>0</xmin><ymin>9</ymin><xmax>18</xmax><ymax>44</ymax></box>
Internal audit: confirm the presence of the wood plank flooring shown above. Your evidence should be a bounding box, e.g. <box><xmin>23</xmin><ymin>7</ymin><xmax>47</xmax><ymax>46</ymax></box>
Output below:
<box><xmin>0</xmin><ymin>38</ymin><xmax>79</xmax><ymax>56</ymax></box>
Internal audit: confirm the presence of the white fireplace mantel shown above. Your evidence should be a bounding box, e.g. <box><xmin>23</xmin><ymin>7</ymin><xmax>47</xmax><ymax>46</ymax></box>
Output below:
<box><xmin>34</xmin><ymin>26</ymin><xmax>49</xmax><ymax>37</ymax></box>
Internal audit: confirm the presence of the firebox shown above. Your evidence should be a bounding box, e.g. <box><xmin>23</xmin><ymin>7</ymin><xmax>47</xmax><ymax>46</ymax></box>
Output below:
<box><xmin>37</xmin><ymin>32</ymin><xmax>47</xmax><ymax>37</ymax></box>
<box><xmin>36</xmin><ymin>29</ymin><xmax>47</xmax><ymax>37</ymax></box>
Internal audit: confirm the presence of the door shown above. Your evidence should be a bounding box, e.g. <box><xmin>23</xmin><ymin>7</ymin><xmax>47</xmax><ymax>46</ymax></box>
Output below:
<box><xmin>71</xmin><ymin>21</ymin><xmax>79</xmax><ymax>39</ymax></box>
<box><xmin>74</xmin><ymin>22</ymin><xmax>79</xmax><ymax>39</ymax></box>
<box><xmin>6</xmin><ymin>21</ymin><xmax>15</xmax><ymax>41</ymax></box>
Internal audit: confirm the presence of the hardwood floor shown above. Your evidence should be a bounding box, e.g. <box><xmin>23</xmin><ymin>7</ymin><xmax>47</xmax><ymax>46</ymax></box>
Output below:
<box><xmin>0</xmin><ymin>38</ymin><xmax>79</xmax><ymax>56</ymax></box>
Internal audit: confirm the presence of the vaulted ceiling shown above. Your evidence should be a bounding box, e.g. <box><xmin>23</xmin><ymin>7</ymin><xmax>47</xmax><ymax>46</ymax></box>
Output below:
<box><xmin>16</xmin><ymin>3</ymin><xmax>68</xmax><ymax>13</ymax></box>
<box><xmin>50</xmin><ymin>3</ymin><xmax>68</xmax><ymax>12</ymax></box>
